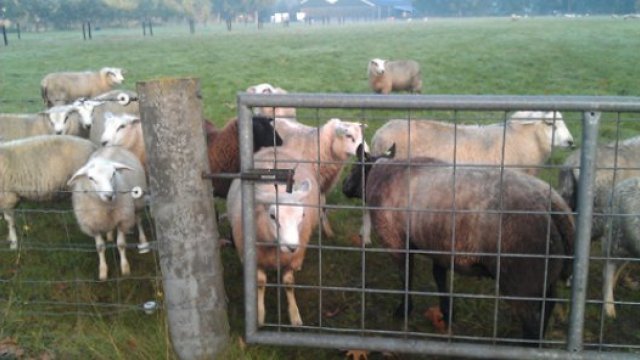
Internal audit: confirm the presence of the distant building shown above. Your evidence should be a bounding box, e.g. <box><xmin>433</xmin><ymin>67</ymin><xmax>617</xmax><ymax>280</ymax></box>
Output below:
<box><xmin>299</xmin><ymin>0</ymin><xmax>414</xmax><ymax>21</ymax></box>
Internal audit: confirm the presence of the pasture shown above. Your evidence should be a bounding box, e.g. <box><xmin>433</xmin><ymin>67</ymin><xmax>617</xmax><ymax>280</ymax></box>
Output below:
<box><xmin>1</xmin><ymin>16</ymin><xmax>640</xmax><ymax>359</ymax></box>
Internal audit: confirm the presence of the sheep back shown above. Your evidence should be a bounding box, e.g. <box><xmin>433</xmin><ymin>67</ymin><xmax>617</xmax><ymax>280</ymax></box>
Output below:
<box><xmin>366</xmin><ymin>157</ymin><xmax>574</xmax><ymax>295</ymax></box>
<box><xmin>0</xmin><ymin>113</ymin><xmax>53</xmax><ymax>141</ymax></box>
<box><xmin>0</xmin><ymin>135</ymin><xmax>97</xmax><ymax>206</ymax></box>
<box><xmin>41</xmin><ymin>68</ymin><xmax>124</xmax><ymax>107</ymax></box>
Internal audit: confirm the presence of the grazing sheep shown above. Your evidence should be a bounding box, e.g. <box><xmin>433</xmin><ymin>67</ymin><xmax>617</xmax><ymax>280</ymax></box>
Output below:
<box><xmin>246</xmin><ymin>83</ymin><xmax>297</xmax><ymax>119</ymax></box>
<box><xmin>227</xmin><ymin>148</ymin><xmax>321</xmax><ymax>326</ymax></box>
<box><xmin>275</xmin><ymin>117</ymin><xmax>369</xmax><ymax>237</ymax></box>
<box><xmin>41</xmin><ymin>67</ymin><xmax>125</xmax><ymax>108</ymax></box>
<box><xmin>367</xmin><ymin>58</ymin><xmax>422</xmax><ymax>94</ymax></box>
<box><xmin>346</xmin><ymin>154</ymin><xmax>574</xmax><ymax>341</ymax></box>
<box><xmin>100</xmin><ymin>112</ymin><xmax>146</xmax><ymax>173</ymax></box>
<box><xmin>602</xmin><ymin>177</ymin><xmax>640</xmax><ymax>318</ymax></box>
<box><xmin>371</xmin><ymin>111</ymin><xmax>574</xmax><ymax>175</ymax></box>
<box><xmin>68</xmin><ymin>146</ymin><xmax>148</xmax><ymax>280</ymax></box>
<box><xmin>89</xmin><ymin>90</ymin><xmax>139</xmax><ymax>144</ymax></box>
<box><xmin>558</xmin><ymin>136</ymin><xmax>640</xmax><ymax>243</ymax></box>
<box><xmin>0</xmin><ymin>135</ymin><xmax>97</xmax><ymax>249</ymax></box>
<box><xmin>204</xmin><ymin>115</ymin><xmax>283</xmax><ymax>198</ymax></box>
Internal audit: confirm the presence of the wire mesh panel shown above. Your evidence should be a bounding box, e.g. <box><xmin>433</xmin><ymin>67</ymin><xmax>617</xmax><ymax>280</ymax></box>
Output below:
<box><xmin>235</xmin><ymin>93</ymin><xmax>640</xmax><ymax>359</ymax></box>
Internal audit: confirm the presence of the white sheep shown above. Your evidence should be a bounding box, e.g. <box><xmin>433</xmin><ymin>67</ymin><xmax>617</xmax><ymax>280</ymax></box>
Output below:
<box><xmin>227</xmin><ymin>147</ymin><xmax>320</xmax><ymax>326</ymax></box>
<box><xmin>41</xmin><ymin>67</ymin><xmax>125</xmax><ymax>108</ymax></box>
<box><xmin>100</xmin><ymin>112</ymin><xmax>147</xmax><ymax>174</ymax></box>
<box><xmin>0</xmin><ymin>135</ymin><xmax>97</xmax><ymax>249</ymax></box>
<box><xmin>274</xmin><ymin>117</ymin><xmax>368</xmax><ymax>237</ymax></box>
<box><xmin>0</xmin><ymin>102</ymin><xmax>100</xmax><ymax>141</ymax></box>
<box><xmin>371</xmin><ymin>111</ymin><xmax>574</xmax><ymax>175</ymax></box>
<box><xmin>367</xmin><ymin>58</ymin><xmax>422</xmax><ymax>94</ymax></box>
<box><xmin>67</xmin><ymin>146</ymin><xmax>148</xmax><ymax>281</ymax></box>
<box><xmin>246</xmin><ymin>83</ymin><xmax>297</xmax><ymax>119</ymax></box>
<box><xmin>602</xmin><ymin>176</ymin><xmax>640</xmax><ymax>318</ymax></box>
<box><xmin>89</xmin><ymin>90</ymin><xmax>139</xmax><ymax>144</ymax></box>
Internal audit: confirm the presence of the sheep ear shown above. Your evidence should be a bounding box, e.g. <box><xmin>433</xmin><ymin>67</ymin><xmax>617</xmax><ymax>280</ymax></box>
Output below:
<box><xmin>247</xmin><ymin>86</ymin><xmax>256</xmax><ymax>94</ymax></box>
<box><xmin>385</xmin><ymin>143</ymin><xmax>396</xmax><ymax>158</ymax></box>
<box><xmin>113</xmin><ymin>162</ymin><xmax>135</xmax><ymax>172</ymax></box>
<box><xmin>67</xmin><ymin>166</ymin><xmax>88</xmax><ymax>186</ymax></box>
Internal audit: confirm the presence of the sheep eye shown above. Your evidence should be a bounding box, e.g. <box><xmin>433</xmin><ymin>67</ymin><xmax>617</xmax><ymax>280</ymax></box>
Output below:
<box><xmin>269</xmin><ymin>213</ymin><xmax>276</xmax><ymax>220</ymax></box>
<box><xmin>117</xmin><ymin>125</ymin><xmax>125</xmax><ymax>131</ymax></box>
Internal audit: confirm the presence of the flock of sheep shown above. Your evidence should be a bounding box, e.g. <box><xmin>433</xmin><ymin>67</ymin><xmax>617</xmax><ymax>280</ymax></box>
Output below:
<box><xmin>2</xmin><ymin>59</ymin><xmax>639</xmax><ymax>343</ymax></box>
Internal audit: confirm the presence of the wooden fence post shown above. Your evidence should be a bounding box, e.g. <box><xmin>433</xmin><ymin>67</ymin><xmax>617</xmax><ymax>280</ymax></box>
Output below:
<box><xmin>137</xmin><ymin>78</ymin><xmax>230</xmax><ymax>358</ymax></box>
<box><xmin>1</xmin><ymin>26</ymin><xmax>7</xmax><ymax>46</ymax></box>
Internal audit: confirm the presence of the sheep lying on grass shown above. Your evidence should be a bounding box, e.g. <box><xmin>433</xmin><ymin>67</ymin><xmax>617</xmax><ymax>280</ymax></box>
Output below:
<box><xmin>100</xmin><ymin>112</ymin><xmax>147</xmax><ymax>174</ymax></box>
<box><xmin>371</xmin><ymin>111</ymin><xmax>574</xmax><ymax>175</ymax></box>
<box><xmin>68</xmin><ymin>146</ymin><xmax>148</xmax><ymax>281</ymax></box>
<box><xmin>227</xmin><ymin>147</ymin><xmax>320</xmax><ymax>326</ymax></box>
<box><xmin>89</xmin><ymin>90</ymin><xmax>139</xmax><ymax>144</ymax></box>
<box><xmin>204</xmin><ymin>115</ymin><xmax>283</xmax><ymax>198</ymax></box>
<box><xmin>602</xmin><ymin>177</ymin><xmax>640</xmax><ymax>318</ymax></box>
<box><xmin>0</xmin><ymin>135</ymin><xmax>97</xmax><ymax>249</ymax></box>
<box><xmin>343</xmin><ymin>150</ymin><xmax>575</xmax><ymax>341</ymax></box>
<box><xmin>367</xmin><ymin>58</ymin><xmax>422</xmax><ymax>94</ymax></box>
<box><xmin>246</xmin><ymin>83</ymin><xmax>297</xmax><ymax>119</ymax></box>
<box><xmin>41</xmin><ymin>67</ymin><xmax>125</xmax><ymax>107</ymax></box>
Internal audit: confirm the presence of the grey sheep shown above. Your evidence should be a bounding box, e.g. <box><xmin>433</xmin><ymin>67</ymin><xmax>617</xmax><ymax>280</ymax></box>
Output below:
<box><xmin>41</xmin><ymin>67</ymin><xmax>125</xmax><ymax>108</ymax></box>
<box><xmin>0</xmin><ymin>135</ymin><xmax>97</xmax><ymax>249</ymax></box>
<box><xmin>602</xmin><ymin>176</ymin><xmax>640</xmax><ymax>318</ymax></box>
<box><xmin>67</xmin><ymin>146</ymin><xmax>148</xmax><ymax>281</ymax></box>
<box><xmin>368</xmin><ymin>58</ymin><xmax>422</xmax><ymax>94</ymax></box>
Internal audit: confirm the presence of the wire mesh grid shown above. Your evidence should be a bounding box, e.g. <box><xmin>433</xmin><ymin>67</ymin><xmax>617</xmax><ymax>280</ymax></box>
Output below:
<box><xmin>235</xmin><ymin>93</ymin><xmax>640</xmax><ymax>358</ymax></box>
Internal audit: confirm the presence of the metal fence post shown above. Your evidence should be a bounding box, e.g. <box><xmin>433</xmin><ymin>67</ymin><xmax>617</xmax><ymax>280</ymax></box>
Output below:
<box><xmin>567</xmin><ymin>111</ymin><xmax>601</xmax><ymax>352</ymax></box>
<box><xmin>137</xmin><ymin>78</ymin><xmax>230</xmax><ymax>358</ymax></box>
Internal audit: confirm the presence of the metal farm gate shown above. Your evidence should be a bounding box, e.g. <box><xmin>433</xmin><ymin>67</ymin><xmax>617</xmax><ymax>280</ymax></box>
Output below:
<box><xmin>235</xmin><ymin>93</ymin><xmax>640</xmax><ymax>359</ymax></box>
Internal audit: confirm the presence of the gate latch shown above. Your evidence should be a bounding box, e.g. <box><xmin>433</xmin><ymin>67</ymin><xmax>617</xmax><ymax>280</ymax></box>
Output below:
<box><xmin>202</xmin><ymin>168</ymin><xmax>296</xmax><ymax>193</ymax></box>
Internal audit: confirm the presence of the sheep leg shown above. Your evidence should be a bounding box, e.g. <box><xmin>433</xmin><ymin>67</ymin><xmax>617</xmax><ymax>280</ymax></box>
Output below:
<box><xmin>4</xmin><ymin>210</ymin><xmax>18</xmax><ymax>250</ymax></box>
<box><xmin>95</xmin><ymin>234</ymin><xmax>108</xmax><ymax>281</ymax></box>
<box><xmin>257</xmin><ymin>269</ymin><xmax>267</xmax><ymax>326</ymax></box>
<box><xmin>432</xmin><ymin>262</ymin><xmax>453</xmax><ymax>325</ymax></box>
<box><xmin>321</xmin><ymin>209</ymin><xmax>335</xmax><ymax>239</ymax></box>
<box><xmin>603</xmin><ymin>260</ymin><xmax>618</xmax><ymax>318</ymax></box>
<box><xmin>136</xmin><ymin>216</ymin><xmax>150</xmax><ymax>254</ymax></box>
<box><xmin>359</xmin><ymin>211</ymin><xmax>372</xmax><ymax>245</ymax></box>
<box><xmin>393</xmin><ymin>251</ymin><xmax>415</xmax><ymax>319</ymax></box>
<box><xmin>106</xmin><ymin>230</ymin><xmax>114</xmax><ymax>242</ymax></box>
<box><xmin>116</xmin><ymin>229</ymin><xmax>130</xmax><ymax>277</ymax></box>
<box><xmin>516</xmin><ymin>298</ymin><xmax>548</xmax><ymax>344</ymax></box>
<box><xmin>283</xmin><ymin>269</ymin><xmax>303</xmax><ymax>326</ymax></box>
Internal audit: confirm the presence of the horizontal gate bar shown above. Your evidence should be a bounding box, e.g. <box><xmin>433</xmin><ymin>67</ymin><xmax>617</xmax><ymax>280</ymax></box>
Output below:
<box><xmin>238</xmin><ymin>93</ymin><xmax>640</xmax><ymax>112</ymax></box>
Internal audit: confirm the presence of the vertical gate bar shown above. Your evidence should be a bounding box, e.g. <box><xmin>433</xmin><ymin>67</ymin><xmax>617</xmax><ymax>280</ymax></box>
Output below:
<box><xmin>567</xmin><ymin>111</ymin><xmax>601</xmax><ymax>352</ymax></box>
<box><xmin>238</xmin><ymin>97</ymin><xmax>259</xmax><ymax>339</ymax></box>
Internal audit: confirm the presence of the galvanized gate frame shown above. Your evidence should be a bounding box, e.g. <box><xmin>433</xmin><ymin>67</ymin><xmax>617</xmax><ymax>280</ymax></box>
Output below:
<box><xmin>236</xmin><ymin>93</ymin><xmax>640</xmax><ymax>360</ymax></box>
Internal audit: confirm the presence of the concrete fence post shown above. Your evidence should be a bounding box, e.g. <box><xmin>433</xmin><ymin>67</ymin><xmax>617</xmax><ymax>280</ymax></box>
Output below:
<box><xmin>137</xmin><ymin>78</ymin><xmax>230</xmax><ymax>359</ymax></box>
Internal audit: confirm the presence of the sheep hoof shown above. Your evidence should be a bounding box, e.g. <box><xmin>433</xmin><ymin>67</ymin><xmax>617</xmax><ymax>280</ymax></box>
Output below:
<box><xmin>9</xmin><ymin>241</ymin><xmax>17</xmax><ymax>250</ymax></box>
<box><xmin>138</xmin><ymin>242</ymin><xmax>151</xmax><ymax>254</ymax></box>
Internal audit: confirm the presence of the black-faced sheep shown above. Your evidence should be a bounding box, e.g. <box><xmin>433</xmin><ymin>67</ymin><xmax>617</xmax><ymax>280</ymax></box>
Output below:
<box><xmin>343</xmin><ymin>153</ymin><xmax>575</xmax><ymax>341</ymax></box>
<box><xmin>0</xmin><ymin>135</ymin><xmax>97</xmax><ymax>249</ymax></box>
<box><xmin>558</xmin><ymin>136</ymin><xmax>640</xmax><ymax>244</ymax></box>
<box><xmin>602</xmin><ymin>176</ymin><xmax>640</xmax><ymax>318</ymax></box>
<box><xmin>41</xmin><ymin>67</ymin><xmax>125</xmax><ymax>108</ymax></box>
<box><xmin>227</xmin><ymin>147</ymin><xmax>321</xmax><ymax>326</ymax></box>
<box><xmin>246</xmin><ymin>83</ymin><xmax>297</xmax><ymax>119</ymax></box>
<box><xmin>67</xmin><ymin>146</ymin><xmax>148</xmax><ymax>280</ymax></box>
<box><xmin>367</xmin><ymin>58</ymin><xmax>422</xmax><ymax>94</ymax></box>
<box><xmin>204</xmin><ymin>115</ymin><xmax>283</xmax><ymax>198</ymax></box>
<box><xmin>371</xmin><ymin>111</ymin><xmax>574</xmax><ymax>175</ymax></box>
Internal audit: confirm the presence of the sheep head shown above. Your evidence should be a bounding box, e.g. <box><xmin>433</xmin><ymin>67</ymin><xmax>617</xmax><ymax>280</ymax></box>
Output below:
<box><xmin>329</xmin><ymin>119</ymin><xmax>370</xmax><ymax>160</ymax></box>
<box><xmin>101</xmin><ymin>67</ymin><xmax>125</xmax><ymax>85</ymax></box>
<box><xmin>46</xmin><ymin>105</ymin><xmax>78</xmax><ymax>135</ymax></box>
<box><xmin>342</xmin><ymin>143</ymin><xmax>396</xmax><ymax>199</ymax></box>
<box><xmin>253</xmin><ymin>115</ymin><xmax>283</xmax><ymax>150</ymax></box>
<box><xmin>368</xmin><ymin>58</ymin><xmax>386</xmax><ymax>76</ymax></box>
<box><xmin>72</xmin><ymin>99</ymin><xmax>104</xmax><ymax>129</ymax></box>
<box><xmin>257</xmin><ymin>179</ymin><xmax>312</xmax><ymax>253</ymax></box>
<box><xmin>509</xmin><ymin>111</ymin><xmax>574</xmax><ymax>149</ymax></box>
<box><xmin>101</xmin><ymin>112</ymin><xmax>141</xmax><ymax>147</ymax></box>
<box><xmin>68</xmin><ymin>157</ymin><xmax>134</xmax><ymax>203</ymax></box>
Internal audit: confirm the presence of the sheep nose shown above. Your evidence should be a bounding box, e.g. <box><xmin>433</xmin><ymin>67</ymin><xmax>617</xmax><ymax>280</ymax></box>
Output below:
<box><xmin>568</xmin><ymin>140</ymin><xmax>575</xmax><ymax>149</ymax></box>
<box><xmin>101</xmin><ymin>141</ymin><xmax>108</xmax><ymax>146</ymax></box>
<box><xmin>286</xmin><ymin>245</ymin><xmax>297</xmax><ymax>253</ymax></box>
<box><xmin>55</xmin><ymin>130</ymin><xmax>63</xmax><ymax>135</ymax></box>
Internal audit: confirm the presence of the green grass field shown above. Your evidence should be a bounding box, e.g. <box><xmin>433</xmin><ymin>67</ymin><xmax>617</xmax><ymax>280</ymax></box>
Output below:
<box><xmin>1</xmin><ymin>16</ymin><xmax>640</xmax><ymax>359</ymax></box>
